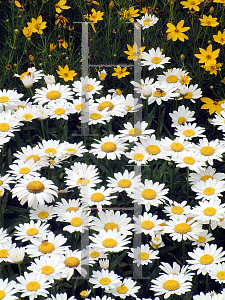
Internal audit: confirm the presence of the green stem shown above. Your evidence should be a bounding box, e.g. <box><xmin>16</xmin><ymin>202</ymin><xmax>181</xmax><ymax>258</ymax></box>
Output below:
<box><xmin>186</xmin><ymin>167</ymin><xmax>189</xmax><ymax>201</ymax></box>
<box><xmin>40</xmin><ymin>120</ymin><xmax>46</xmax><ymax>140</ymax></box>
<box><xmin>206</xmin><ymin>272</ymin><xmax>209</xmax><ymax>293</ymax></box>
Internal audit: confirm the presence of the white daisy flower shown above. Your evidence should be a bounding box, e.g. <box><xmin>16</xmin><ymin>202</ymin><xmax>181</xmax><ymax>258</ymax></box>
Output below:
<box><xmin>193</xmin><ymin>291</ymin><xmax>222</xmax><ymax>300</ymax></box>
<box><xmin>27</xmin><ymin>254</ymin><xmax>66</xmax><ymax>283</ymax></box>
<box><xmin>106</xmin><ymin>170</ymin><xmax>142</xmax><ymax>195</ymax></box>
<box><xmin>0</xmin><ymin>228</ymin><xmax>11</xmax><ymax>244</ymax></box>
<box><xmin>8</xmin><ymin>246</ymin><xmax>26</xmax><ymax>264</ymax></box>
<box><xmin>157</xmin><ymin>68</ymin><xmax>189</xmax><ymax>88</ymax></box>
<box><xmin>128</xmin><ymin>244</ymin><xmax>159</xmax><ymax>267</ymax></box>
<box><xmin>211</xmin><ymin>111</ymin><xmax>225</xmax><ymax>132</ymax></box>
<box><xmin>89</xmin><ymin>228</ymin><xmax>131</xmax><ymax>253</ymax></box>
<box><xmin>148</xmin><ymin>81</ymin><xmax>179</xmax><ymax>105</ymax></box>
<box><xmin>44</xmin><ymin>74</ymin><xmax>55</xmax><ymax>85</ymax></box>
<box><xmin>71</xmin><ymin>97</ymin><xmax>94</xmax><ymax>114</ymax></box>
<box><xmin>33</xmin><ymin>83</ymin><xmax>74</xmax><ymax>106</ymax></box>
<box><xmin>62</xmin><ymin>209</ymin><xmax>91</xmax><ymax>233</ymax></box>
<box><xmin>8</xmin><ymin>159</ymin><xmax>40</xmax><ymax>179</ymax></box>
<box><xmin>47</xmin><ymin>293</ymin><xmax>76</xmax><ymax>300</ymax></box>
<box><xmin>141</xmin><ymin>47</ymin><xmax>171</xmax><ymax>70</ymax></box>
<box><xmin>137</xmin><ymin>13</ymin><xmax>159</xmax><ymax>29</ymax></box>
<box><xmin>99</xmin><ymin>258</ymin><xmax>109</xmax><ymax>269</ymax></box>
<box><xmin>36</xmin><ymin>105</ymin><xmax>50</xmax><ymax>120</ymax></box>
<box><xmin>108</xmin><ymin>88</ymin><xmax>123</xmax><ymax>97</ymax></box>
<box><xmin>0</xmin><ymin>89</ymin><xmax>24</xmax><ymax>110</ymax></box>
<box><xmin>150</xmin><ymin>273</ymin><xmax>192</xmax><ymax>299</ymax></box>
<box><xmin>161</xmin><ymin>136</ymin><xmax>194</xmax><ymax>158</ymax></box>
<box><xmin>86</xmin><ymin>296</ymin><xmax>113</xmax><ymax>300</ymax></box>
<box><xmin>62</xmin><ymin>141</ymin><xmax>88</xmax><ymax>158</ymax></box>
<box><xmin>89</xmin><ymin>269</ymin><xmax>122</xmax><ymax>290</ymax></box>
<box><xmin>90</xmin><ymin>134</ymin><xmax>128</xmax><ymax>160</ymax></box>
<box><xmin>29</xmin><ymin>204</ymin><xmax>56</xmax><ymax>222</ymax></box>
<box><xmin>0</xmin><ymin>110</ymin><xmax>23</xmax><ymax>138</ymax></box>
<box><xmin>37</xmin><ymin>139</ymin><xmax>66</xmax><ymax>159</ymax></box>
<box><xmin>150</xmin><ymin>234</ymin><xmax>166</xmax><ymax>250</ymax></box>
<box><xmin>98</xmin><ymin>69</ymin><xmax>107</xmax><ymax>81</ymax></box>
<box><xmin>73</xmin><ymin>76</ymin><xmax>103</xmax><ymax>99</ymax></box>
<box><xmin>14</xmin><ymin>220</ymin><xmax>50</xmax><ymax>242</ymax></box>
<box><xmin>187</xmin><ymin>243</ymin><xmax>225</xmax><ymax>275</ymax></box>
<box><xmin>163</xmin><ymin>200</ymin><xmax>191</xmax><ymax>219</ymax></box>
<box><xmin>0</xmin><ymin>240</ymin><xmax>16</xmax><ymax>263</ymax></box>
<box><xmin>95</xmin><ymin>94</ymin><xmax>128</xmax><ymax>117</ymax></box>
<box><xmin>16</xmin><ymin>272</ymin><xmax>51</xmax><ymax>300</ymax></box>
<box><xmin>120</xmin><ymin>93</ymin><xmax>143</xmax><ymax>112</ymax></box>
<box><xmin>118</xmin><ymin>121</ymin><xmax>155</xmax><ymax>142</ymax></box>
<box><xmin>21</xmin><ymin>74</ymin><xmax>33</xmax><ymax>88</ymax></box>
<box><xmin>125</xmin><ymin>146</ymin><xmax>149</xmax><ymax>166</ymax></box>
<box><xmin>159</xmin><ymin>262</ymin><xmax>194</xmax><ymax>281</ymax></box>
<box><xmin>15</xmin><ymin>104</ymin><xmax>39</xmax><ymax>122</ymax></box>
<box><xmin>189</xmin><ymin>166</ymin><xmax>225</xmax><ymax>185</ymax></box>
<box><xmin>79</xmin><ymin>105</ymin><xmax>112</xmax><ymax>125</ymax></box>
<box><xmin>26</xmin><ymin>231</ymin><xmax>68</xmax><ymax>257</ymax></box>
<box><xmin>0</xmin><ymin>278</ymin><xmax>18</xmax><ymax>300</ymax></box>
<box><xmin>47</xmin><ymin>100</ymin><xmax>73</xmax><ymax>120</ymax></box>
<box><xmin>15</xmin><ymin>67</ymin><xmax>44</xmax><ymax>83</ymax></box>
<box><xmin>84</xmin><ymin>245</ymin><xmax>108</xmax><ymax>266</ymax></box>
<box><xmin>169</xmin><ymin>105</ymin><xmax>195</xmax><ymax>127</ymax></box>
<box><xmin>12</xmin><ymin>175</ymin><xmax>58</xmax><ymax>208</ymax></box>
<box><xmin>191</xmin><ymin>178</ymin><xmax>225</xmax><ymax>201</ymax></box>
<box><xmin>172</xmin><ymin>150</ymin><xmax>206</xmax><ymax>172</ymax></box>
<box><xmin>133</xmin><ymin>212</ymin><xmax>164</xmax><ymax>235</ymax></box>
<box><xmin>0</xmin><ymin>173</ymin><xmax>15</xmax><ymax>191</ymax></box>
<box><xmin>109</xmin><ymin>277</ymin><xmax>141</xmax><ymax>299</ymax></box>
<box><xmin>174</xmin><ymin>122</ymin><xmax>206</xmax><ymax>140</ymax></box>
<box><xmin>181</xmin><ymin>84</ymin><xmax>202</xmax><ymax>103</ymax></box>
<box><xmin>208</xmin><ymin>262</ymin><xmax>225</xmax><ymax>284</ymax></box>
<box><xmin>130</xmin><ymin>77</ymin><xmax>154</xmax><ymax>99</ymax></box>
<box><xmin>130</xmin><ymin>179</ymin><xmax>169</xmax><ymax>212</ymax></box>
<box><xmin>13</xmin><ymin>145</ymin><xmax>48</xmax><ymax>167</ymax></box>
<box><xmin>54</xmin><ymin>198</ymin><xmax>81</xmax><ymax>222</ymax></box>
<box><xmin>191</xmin><ymin>229</ymin><xmax>215</xmax><ymax>247</ymax></box>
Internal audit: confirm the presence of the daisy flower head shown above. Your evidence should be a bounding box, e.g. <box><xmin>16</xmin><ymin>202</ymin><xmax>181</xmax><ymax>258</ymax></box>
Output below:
<box><xmin>191</xmin><ymin>178</ymin><xmax>225</xmax><ymax>201</ymax></box>
<box><xmin>128</xmin><ymin>244</ymin><xmax>159</xmax><ymax>267</ymax></box>
<box><xmin>98</xmin><ymin>69</ymin><xmax>107</xmax><ymax>81</ymax></box>
<box><xmin>26</xmin><ymin>231</ymin><xmax>68</xmax><ymax>257</ymax></box>
<box><xmin>89</xmin><ymin>269</ymin><xmax>122</xmax><ymax>291</ymax></box>
<box><xmin>14</xmin><ymin>220</ymin><xmax>50</xmax><ymax>242</ymax></box>
<box><xmin>8</xmin><ymin>246</ymin><xmax>26</xmax><ymax>264</ymax></box>
<box><xmin>130</xmin><ymin>77</ymin><xmax>154</xmax><ymax>99</ymax></box>
<box><xmin>125</xmin><ymin>146</ymin><xmax>149</xmax><ymax>166</ymax></box>
<box><xmin>90</xmin><ymin>134</ymin><xmax>128</xmax><ymax>160</ymax></box>
<box><xmin>131</xmin><ymin>179</ymin><xmax>169</xmax><ymax>212</ymax></box>
<box><xmin>0</xmin><ymin>173</ymin><xmax>15</xmax><ymax>191</ymax></box>
<box><xmin>36</xmin><ymin>105</ymin><xmax>50</xmax><ymax>120</ymax></box>
<box><xmin>33</xmin><ymin>83</ymin><xmax>74</xmax><ymax>106</ymax></box>
<box><xmin>79</xmin><ymin>104</ymin><xmax>112</xmax><ymax>125</ymax></box>
<box><xmin>151</xmin><ymin>234</ymin><xmax>166</xmax><ymax>250</ymax></box>
<box><xmin>133</xmin><ymin>212</ymin><xmax>164</xmax><ymax>236</ymax></box>
<box><xmin>0</xmin><ymin>110</ymin><xmax>23</xmax><ymax>138</ymax></box>
<box><xmin>150</xmin><ymin>273</ymin><xmax>192</xmax><ymax>299</ymax></box>
<box><xmin>157</xmin><ymin>68</ymin><xmax>189</xmax><ymax>88</ymax></box>
<box><xmin>54</xmin><ymin>198</ymin><xmax>81</xmax><ymax>222</ymax></box>
<box><xmin>71</xmin><ymin>97</ymin><xmax>94</xmax><ymax>114</ymax></box>
<box><xmin>30</xmin><ymin>204</ymin><xmax>56</xmax><ymax>222</ymax></box>
<box><xmin>211</xmin><ymin>111</ymin><xmax>225</xmax><ymax>131</ymax></box>
<box><xmin>121</xmin><ymin>93</ymin><xmax>143</xmax><ymax>113</ymax></box>
<box><xmin>99</xmin><ymin>258</ymin><xmax>109</xmax><ymax>269</ymax></box>
<box><xmin>47</xmin><ymin>100</ymin><xmax>73</xmax><ymax>120</ymax></box>
<box><xmin>109</xmin><ymin>277</ymin><xmax>141</xmax><ymax>299</ymax></box>
<box><xmin>208</xmin><ymin>262</ymin><xmax>225</xmax><ymax>284</ymax></box>
<box><xmin>61</xmin><ymin>209</ymin><xmax>91</xmax><ymax>233</ymax></box>
<box><xmin>13</xmin><ymin>145</ymin><xmax>48</xmax><ymax>167</ymax></box>
<box><xmin>47</xmin><ymin>293</ymin><xmax>75</xmax><ymax>300</ymax></box>
<box><xmin>163</xmin><ymin>200</ymin><xmax>191</xmax><ymax>219</ymax></box>
<box><xmin>141</xmin><ymin>47</ymin><xmax>171</xmax><ymax>70</ymax></box>
<box><xmin>44</xmin><ymin>74</ymin><xmax>55</xmax><ymax>85</ymax></box>
<box><xmin>21</xmin><ymin>74</ymin><xmax>34</xmax><ymax>88</ymax></box>
<box><xmin>159</xmin><ymin>262</ymin><xmax>194</xmax><ymax>280</ymax></box>
<box><xmin>187</xmin><ymin>243</ymin><xmax>225</xmax><ymax>275</ymax></box>
<box><xmin>37</xmin><ymin>139</ymin><xmax>65</xmax><ymax>159</ymax></box>
<box><xmin>15</xmin><ymin>104</ymin><xmax>39</xmax><ymax>122</ymax></box>
<box><xmin>15</xmin><ymin>67</ymin><xmax>44</xmax><ymax>83</ymax></box>
<box><xmin>95</xmin><ymin>94</ymin><xmax>128</xmax><ymax>118</ymax></box>
<box><xmin>148</xmin><ymin>82</ymin><xmax>179</xmax><ymax>105</ymax></box>
<box><xmin>191</xmin><ymin>229</ymin><xmax>215</xmax><ymax>247</ymax></box>
<box><xmin>106</xmin><ymin>170</ymin><xmax>142</xmax><ymax>195</ymax></box>
<box><xmin>8</xmin><ymin>159</ymin><xmax>40</xmax><ymax>180</ymax></box>
<box><xmin>180</xmin><ymin>84</ymin><xmax>202</xmax><ymax>103</ymax></box>
<box><xmin>169</xmin><ymin>105</ymin><xmax>195</xmax><ymax>127</ymax></box>
<box><xmin>163</xmin><ymin>215</ymin><xmax>203</xmax><ymax>242</ymax></box>
<box><xmin>16</xmin><ymin>272</ymin><xmax>51</xmax><ymax>300</ymax></box>
<box><xmin>161</xmin><ymin>136</ymin><xmax>194</xmax><ymax>158</ymax></box>
<box><xmin>0</xmin><ymin>240</ymin><xmax>15</xmax><ymax>263</ymax></box>
<box><xmin>12</xmin><ymin>175</ymin><xmax>58</xmax><ymax>208</ymax></box>
<box><xmin>189</xmin><ymin>165</ymin><xmax>225</xmax><ymax>186</ymax></box>
<box><xmin>62</xmin><ymin>141</ymin><xmax>88</xmax><ymax>158</ymax></box>
<box><xmin>90</xmin><ymin>210</ymin><xmax>133</xmax><ymax>236</ymax></box>
<box><xmin>136</xmin><ymin>13</ymin><xmax>159</xmax><ymax>29</ymax></box>
<box><xmin>84</xmin><ymin>245</ymin><xmax>108</xmax><ymax>266</ymax></box>
<box><xmin>0</xmin><ymin>278</ymin><xmax>18</xmax><ymax>300</ymax></box>
<box><xmin>172</xmin><ymin>150</ymin><xmax>206</xmax><ymax>172</ymax></box>
<box><xmin>89</xmin><ymin>228</ymin><xmax>131</xmax><ymax>253</ymax></box>
<box><xmin>72</xmin><ymin>76</ymin><xmax>103</xmax><ymax>99</ymax></box>
<box><xmin>174</xmin><ymin>122</ymin><xmax>206</xmax><ymax>140</ymax></box>
<box><xmin>118</xmin><ymin>121</ymin><xmax>155</xmax><ymax>143</ymax></box>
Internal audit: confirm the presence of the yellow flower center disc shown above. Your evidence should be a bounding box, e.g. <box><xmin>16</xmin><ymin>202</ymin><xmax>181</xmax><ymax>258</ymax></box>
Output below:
<box><xmin>200</xmin><ymin>146</ymin><xmax>215</xmax><ymax>156</ymax></box>
<box><xmin>143</xmin><ymin>19</ymin><xmax>152</xmax><ymax>26</ymax></box>
<box><xmin>153</xmin><ymin>90</ymin><xmax>166</xmax><ymax>97</ymax></box>
<box><xmin>75</xmin><ymin>104</ymin><xmax>86</xmax><ymax>110</ymax></box>
<box><xmin>38</xmin><ymin>242</ymin><xmax>55</xmax><ymax>254</ymax></box>
<box><xmin>70</xmin><ymin>217</ymin><xmax>82</xmax><ymax>227</ymax></box>
<box><xmin>117</xmin><ymin>286</ymin><xmax>128</xmax><ymax>294</ymax></box>
<box><xmin>142</xmin><ymin>220</ymin><xmax>154</xmax><ymax>229</ymax></box>
<box><xmin>151</xmin><ymin>57</ymin><xmax>162</xmax><ymax>64</ymax></box>
<box><xmin>0</xmin><ymin>123</ymin><xmax>10</xmax><ymax>132</ymax></box>
<box><xmin>138</xmin><ymin>252</ymin><xmax>149</xmax><ymax>260</ymax></box>
<box><xmin>22</xmin><ymin>114</ymin><xmax>33</xmax><ymax>121</ymax></box>
<box><xmin>41</xmin><ymin>265</ymin><xmax>54</xmax><ymax>275</ymax></box>
<box><xmin>0</xmin><ymin>290</ymin><xmax>6</xmax><ymax>299</ymax></box>
<box><xmin>200</xmin><ymin>175</ymin><xmax>213</xmax><ymax>182</ymax></box>
<box><xmin>77</xmin><ymin>178</ymin><xmax>89</xmax><ymax>186</ymax></box>
<box><xmin>146</xmin><ymin>145</ymin><xmax>160</xmax><ymax>155</ymax></box>
<box><xmin>128</xmin><ymin>128</ymin><xmax>142</xmax><ymax>136</ymax></box>
<box><xmin>183</xmin><ymin>129</ymin><xmax>195</xmax><ymax>137</ymax></box>
<box><xmin>172</xmin><ymin>206</ymin><xmax>184</xmax><ymax>214</ymax></box>
<box><xmin>104</xmin><ymin>222</ymin><xmax>119</xmax><ymax>232</ymax></box>
<box><xmin>134</xmin><ymin>153</ymin><xmax>144</xmax><ymax>161</ymax></box>
<box><xmin>82</xmin><ymin>84</ymin><xmax>94</xmax><ymax>92</ymax></box>
<box><xmin>102</xmin><ymin>238</ymin><xmax>117</xmax><ymax>248</ymax></box>
<box><xmin>217</xmin><ymin>271</ymin><xmax>225</xmax><ymax>280</ymax></box>
<box><xmin>196</xmin><ymin>236</ymin><xmax>206</xmax><ymax>243</ymax></box>
<box><xmin>0</xmin><ymin>96</ymin><xmax>9</xmax><ymax>103</ymax></box>
<box><xmin>91</xmin><ymin>192</ymin><xmax>104</xmax><ymax>202</ymax></box>
<box><xmin>38</xmin><ymin>211</ymin><xmax>49</xmax><ymax>218</ymax></box>
<box><xmin>26</xmin><ymin>228</ymin><xmax>39</xmax><ymax>236</ymax></box>
<box><xmin>183</xmin><ymin>157</ymin><xmax>195</xmax><ymax>164</ymax></box>
<box><xmin>46</xmin><ymin>91</ymin><xmax>61</xmax><ymax>100</ymax></box>
<box><xmin>19</xmin><ymin>167</ymin><xmax>30</xmax><ymax>174</ymax></box>
<box><xmin>26</xmin><ymin>281</ymin><xmax>40</xmax><ymax>291</ymax></box>
<box><xmin>99</xmin><ymin>277</ymin><xmax>111</xmax><ymax>285</ymax></box>
<box><xmin>170</xmin><ymin>142</ymin><xmax>184</xmax><ymax>152</ymax></box>
<box><xmin>203</xmin><ymin>207</ymin><xmax>216</xmax><ymax>216</ymax></box>
<box><xmin>64</xmin><ymin>257</ymin><xmax>80</xmax><ymax>267</ymax></box>
<box><xmin>98</xmin><ymin>101</ymin><xmax>114</xmax><ymax>111</ymax></box>
<box><xmin>199</xmin><ymin>254</ymin><xmax>214</xmax><ymax>265</ymax></box>
<box><xmin>174</xmin><ymin>223</ymin><xmax>191</xmax><ymax>234</ymax></box>
<box><xmin>54</xmin><ymin>108</ymin><xmax>65</xmax><ymax>115</ymax></box>
<box><xmin>204</xmin><ymin>187</ymin><xmax>215</xmax><ymax>195</ymax></box>
<box><xmin>26</xmin><ymin>155</ymin><xmax>40</xmax><ymax>162</ymax></box>
<box><xmin>142</xmin><ymin>189</ymin><xmax>156</xmax><ymax>200</ymax></box>
<box><xmin>178</xmin><ymin>117</ymin><xmax>186</xmax><ymax>125</ymax></box>
<box><xmin>90</xmin><ymin>113</ymin><xmax>102</xmax><ymax>120</ymax></box>
<box><xmin>163</xmin><ymin>279</ymin><xmax>180</xmax><ymax>291</ymax></box>
<box><xmin>0</xmin><ymin>249</ymin><xmax>8</xmax><ymax>258</ymax></box>
<box><xmin>90</xmin><ymin>251</ymin><xmax>99</xmax><ymax>258</ymax></box>
<box><xmin>118</xmin><ymin>179</ymin><xmax>131</xmax><ymax>188</ymax></box>
<box><xmin>66</xmin><ymin>207</ymin><xmax>78</xmax><ymax>212</ymax></box>
<box><xmin>101</xmin><ymin>142</ymin><xmax>116</xmax><ymax>152</ymax></box>
<box><xmin>27</xmin><ymin>181</ymin><xmax>45</xmax><ymax>193</ymax></box>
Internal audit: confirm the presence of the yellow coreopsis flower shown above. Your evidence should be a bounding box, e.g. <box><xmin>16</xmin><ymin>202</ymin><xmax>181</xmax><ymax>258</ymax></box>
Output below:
<box><xmin>194</xmin><ymin>44</ymin><xmax>220</xmax><ymax>67</ymax></box>
<box><xmin>166</xmin><ymin>20</ymin><xmax>190</xmax><ymax>41</ymax></box>
<box><xmin>84</xmin><ymin>8</ymin><xmax>104</xmax><ymax>33</ymax></box>
<box><xmin>179</xmin><ymin>75</ymin><xmax>191</xmax><ymax>85</ymax></box>
<box><xmin>213</xmin><ymin>31</ymin><xmax>225</xmax><ymax>45</ymax></box>
<box><xmin>124</xmin><ymin>42</ymin><xmax>145</xmax><ymax>61</ymax></box>
<box><xmin>27</xmin><ymin>15</ymin><xmax>47</xmax><ymax>34</ymax></box>
<box><xmin>180</xmin><ymin>0</ymin><xmax>201</xmax><ymax>11</ymax></box>
<box><xmin>50</xmin><ymin>43</ymin><xmax>57</xmax><ymax>51</ymax></box>
<box><xmin>112</xmin><ymin>66</ymin><xmax>130</xmax><ymax>79</ymax></box>
<box><xmin>201</xmin><ymin>97</ymin><xmax>225</xmax><ymax>115</ymax></box>
<box><xmin>22</xmin><ymin>26</ymin><xmax>33</xmax><ymax>38</ymax></box>
<box><xmin>199</xmin><ymin>15</ymin><xmax>219</xmax><ymax>27</ymax></box>
<box><xmin>55</xmin><ymin>0</ymin><xmax>70</xmax><ymax>13</ymax></box>
<box><xmin>202</xmin><ymin>63</ymin><xmax>223</xmax><ymax>75</ymax></box>
<box><xmin>57</xmin><ymin>65</ymin><xmax>77</xmax><ymax>81</ymax></box>
<box><xmin>119</xmin><ymin>6</ymin><xmax>139</xmax><ymax>22</ymax></box>
<box><xmin>213</xmin><ymin>0</ymin><xmax>225</xmax><ymax>3</ymax></box>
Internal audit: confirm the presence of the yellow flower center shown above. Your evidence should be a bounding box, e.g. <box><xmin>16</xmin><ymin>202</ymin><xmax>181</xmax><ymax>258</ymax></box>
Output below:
<box><xmin>20</xmin><ymin>71</ymin><xmax>34</xmax><ymax>80</ymax></box>
<box><xmin>174</xmin><ymin>223</ymin><xmax>191</xmax><ymax>234</ymax></box>
<box><xmin>118</xmin><ymin>179</ymin><xmax>131</xmax><ymax>188</ymax></box>
<box><xmin>117</xmin><ymin>286</ymin><xmax>128</xmax><ymax>294</ymax></box>
<box><xmin>27</xmin><ymin>181</ymin><xmax>45</xmax><ymax>193</ymax></box>
<box><xmin>142</xmin><ymin>220</ymin><xmax>154</xmax><ymax>229</ymax></box>
<box><xmin>183</xmin><ymin>129</ymin><xmax>195</xmax><ymax>137</ymax></box>
<box><xmin>203</xmin><ymin>207</ymin><xmax>216</xmax><ymax>216</ymax></box>
<box><xmin>137</xmin><ymin>252</ymin><xmax>149</xmax><ymax>260</ymax></box>
<box><xmin>172</xmin><ymin>206</ymin><xmax>184</xmax><ymax>214</ymax></box>
<box><xmin>99</xmin><ymin>277</ymin><xmax>111</xmax><ymax>285</ymax></box>
<box><xmin>199</xmin><ymin>254</ymin><xmax>214</xmax><ymax>265</ymax></box>
<box><xmin>64</xmin><ymin>257</ymin><xmax>80</xmax><ymax>267</ymax></box>
<box><xmin>116</xmin><ymin>89</ymin><xmax>122</xmax><ymax>95</ymax></box>
<box><xmin>19</xmin><ymin>167</ymin><xmax>30</xmax><ymax>174</ymax></box>
<box><xmin>45</xmin><ymin>148</ymin><xmax>57</xmax><ymax>155</ymax></box>
<box><xmin>0</xmin><ymin>123</ymin><xmax>10</xmax><ymax>132</ymax></box>
<box><xmin>98</xmin><ymin>101</ymin><xmax>114</xmax><ymax>111</ymax></box>
<box><xmin>82</xmin><ymin>84</ymin><xmax>94</xmax><ymax>92</ymax></box>
<box><xmin>196</xmin><ymin>236</ymin><xmax>206</xmax><ymax>243</ymax></box>
<box><xmin>22</xmin><ymin>114</ymin><xmax>33</xmax><ymax>120</ymax></box>
<box><xmin>66</xmin><ymin>148</ymin><xmax>77</xmax><ymax>155</ymax></box>
<box><xmin>90</xmin><ymin>113</ymin><xmax>102</xmax><ymax>120</ymax></box>
<box><xmin>142</xmin><ymin>189</ymin><xmax>156</xmax><ymax>199</ymax></box>
<box><xmin>26</xmin><ymin>154</ymin><xmax>40</xmax><ymax>163</ymax></box>
<box><xmin>178</xmin><ymin>117</ymin><xmax>186</xmax><ymax>125</ymax></box>
<box><xmin>217</xmin><ymin>271</ymin><xmax>225</xmax><ymax>280</ymax></box>
<box><xmin>183</xmin><ymin>156</ymin><xmax>195</xmax><ymax>164</ymax></box>
<box><xmin>170</xmin><ymin>142</ymin><xmax>184</xmax><ymax>152</ymax></box>
<box><xmin>75</xmin><ymin>104</ymin><xmax>86</xmax><ymax>110</ymax></box>
<box><xmin>91</xmin><ymin>192</ymin><xmax>104</xmax><ymax>202</ymax></box>
<box><xmin>41</xmin><ymin>265</ymin><xmax>54</xmax><ymax>275</ymax></box>
<box><xmin>102</xmin><ymin>238</ymin><xmax>117</xmax><ymax>248</ymax></box>
<box><xmin>134</xmin><ymin>153</ymin><xmax>144</xmax><ymax>161</ymax></box>
<box><xmin>26</xmin><ymin>281</ymin><xmax>40</xmax><ymax>291</ymax></box>
<box><xmin>163</xmin><ymin>279</ymin><xmax>180</xmax><ymax>291</ymax></box>
<box><xmin>38</xmin><ymin>211</ymin><xmax>49</xmax><ymax>219</ymax></box>
<box><xmin>125</xmin><ymin>105</ymin><xmax>131</xmax><ymax>111</ymax></box>
<box><xmin>200</xmin><ymin>175</ymin><xmax>213</xmax><ymax>182</ymax></box>
<box><xmin>167</xmin><ymin>75</ymin><xmax>178</xmax><ymax>83</ymax></box>
<box><xmin>153</xmin><ymin>90</ymin><xmax>166</xmax><ymax>97</ymax></box>
<box><xmin>39</xmin><ymin>242</ymin><xmax>55</xmax><ymax>254</ymax></box>
<box><xmin>77</xmin><ymin>178</ymin><xmax>89</xmax><ymax>186</ymax></box>
<box><xmin>99</xmin><ymin>74</ymin><xmax>106</xmax><ymax>80</ymax></box>
<box><xmin>204</xmin><ymin>187</ymin><xmax>215</xmax><ymax>195</ymax></box>
<box><xmin>151</xmin><ymin>57</ymin><xmax>162</xmax><ymax>64</ymax></box>
<box><xmin>128</xmin><ymin>128</ymin><xmax>142</xmax><ymax>136</ymax></box>
<box><xmin>104</xmin><ymin>222</ymin><xmax>119</xmax><ymax>232</ymax></box>
<box><xmin>0</xmin><ymin>290</ymin><xmax>6</xmax><ymax>299</ymax></box>
<box><xmin>80</xmin><ymin>290</ymin><xmax>89</xmax><ymax>297</ymax></box>
<box><xmin>70</xmin><ymin>217</ymin><xmax>82</xmax><ymax>227</ymax></box>
<box><xmin>184</xmin><ymin>92</ymin><xmax>193</xmax><ymax>99</ymax></box>
<box><xmin>200</xmin><ymin>146</ymin><xmax>215</xmax><ymax>156</ymax></box>
<box><xmin>26</xmin><ymin>228</ymin><xmax>39</xmax><ymax>236</ymax></box>
<box><xmin>0</xmin><ymin>96</ymin><xmax>9</xmax><ymax>103</ymax></box>
<box><xmin>46</xmin><ymin>91</ymin><xmax>61</xmax><ymax>100</ymax></box>
<box><xmin>146</xmin><ymin>145</ymin><xmax>160</xmax><ymax>155</ymax></box>
<box><xmin>143</xmin><ymin>18</ymin><xmax>152</xmax><ymax>25</ymax></box>
<box><xmin>90</xmin><ymin>251</ymin><xmax>99</xmax><ymax>258</ymax></box>
<box><xmin>101</xmin><ymin>142</ymin><xmax>116</xmax><ymax>152</ymax></box>
<box><xmin>66</xmin><ymin>207</ymin><xmax>78</xmax><ymax>212</ymax></box>
<box><xmin>0</xmin><ymin>249</ymin><xmax>8</xmax><ymax>258</ymax></box>
<box><xmin>54</xmin><ymin>108</ymin><xmax>65</xmax><ymax>115</ymax></box>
